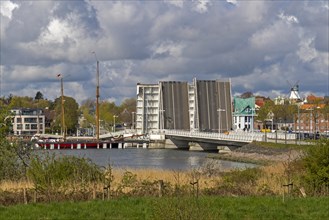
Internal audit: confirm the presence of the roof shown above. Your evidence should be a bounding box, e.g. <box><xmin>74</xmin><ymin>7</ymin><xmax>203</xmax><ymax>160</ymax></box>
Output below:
<box><xmin>300</xmin><ymin>103</ymin><xmax>325</xmax><ymax>110</ymax></box>
<box><xmin>233</xmin><ymin>97</ymin><xmax>256</xmax><ymax>115</ymax></box>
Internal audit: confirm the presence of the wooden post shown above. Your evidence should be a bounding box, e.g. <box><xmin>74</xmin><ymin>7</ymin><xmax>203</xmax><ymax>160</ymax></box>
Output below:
<box><xmin>107</xmin><ymin>187</ymin><xmax>110</xmax><ymax>200</ymax></box>
<box><xmin>158</xmin><ymin>180</ymin><xmax>164</xmax><ymax>197</ymax></box>
<box><xmin>23</xmin><ymin>188</ymin><xmax>27</xmax><ymax>204</ymax></box>
<box><xmin>34</xmin><ymin>189</ymin><xmax>37</xmax><ymax>203</ymax></box>
<box><xmin>93</xmin><ymin>184</ymin><xmax>96</xmax><ymax>200</ymax></box>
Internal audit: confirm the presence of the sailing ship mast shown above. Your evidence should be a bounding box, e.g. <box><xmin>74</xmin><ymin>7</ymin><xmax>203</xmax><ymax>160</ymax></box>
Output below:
<box><xmin>57</xmin><ymin>74</ymin><xmax>66</xmax><ymax>141</ymax></box>
<box><xmin>93</xmin><ymin>52</ymin><xmax>100</xmax><ymax>142</ymax></box>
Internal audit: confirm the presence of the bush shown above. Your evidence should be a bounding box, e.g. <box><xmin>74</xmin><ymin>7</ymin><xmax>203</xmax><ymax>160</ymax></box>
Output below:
<box><xmin>301</xmin><ymin>139</ymin><xmax>329</xmax><ymax>195</ymax></box>
<box><xmin>216</xmin><ymin>168</ymin><xmax>262</xmax><ymax>195</ymax></box>
<box><xmin>27</xmin><ymin>154</ymin><xmax>104</xmax><ymax>201</ymax></box>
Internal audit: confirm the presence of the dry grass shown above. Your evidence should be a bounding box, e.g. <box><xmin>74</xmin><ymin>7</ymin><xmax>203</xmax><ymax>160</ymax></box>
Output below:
<box><xmin>110</xmin><ymin>168</ymin><xmax>221</xmax><ymax>189</ymax></box>
<box><xmin>0</xmin><ymin>163</ymin><xmax>293</xmax><ymax>196</ymax></box>
<box><xmin>257</xmin><ymin>163</ymin><xmax>287</xmax><ymax>194</ymax></box>
<box><xmin>0</xmin><ymin>180</ymin><xmax>33</xmax><ymax>191</ymax></box>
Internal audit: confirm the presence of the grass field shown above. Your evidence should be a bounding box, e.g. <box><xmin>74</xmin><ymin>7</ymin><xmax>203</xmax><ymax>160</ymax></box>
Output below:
<box><xmin>0</xmin><ymin>196</ymin><xmax>328</xmax><ymax>220</ymax></box>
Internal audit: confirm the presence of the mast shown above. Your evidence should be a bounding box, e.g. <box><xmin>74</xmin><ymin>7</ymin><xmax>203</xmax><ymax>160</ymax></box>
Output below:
<box><xmin>59</xmin><ymin>75</ymin><xmax>66</xmax><ymax>141</ymax></box>
<box><xmin>93</xmin><ymin>52</ymin><xmax>100</xmax><ymax>142</ymax></box>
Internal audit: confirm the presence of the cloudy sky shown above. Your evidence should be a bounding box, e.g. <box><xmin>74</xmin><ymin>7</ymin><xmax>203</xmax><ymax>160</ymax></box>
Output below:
<box><xmin>0</xmin><ymin>0</ymin><xmax>328</xmax><ymax>104</ymax></box>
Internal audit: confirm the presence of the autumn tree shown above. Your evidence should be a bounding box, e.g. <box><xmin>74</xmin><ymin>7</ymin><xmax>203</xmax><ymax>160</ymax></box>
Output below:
<box><xmin>8</xmin><ymin>96</ymin><xmax>34</xmax><ymax>108</ymax></box>
<box><xmin>53</xmin><ymin>96</ymin><xmax>79</xmax><ymax>135</ymax></box>
<box><xmin>256</xmin><ymin>100</ymin><xmax>274</xmax><ymax>129</ymax></box>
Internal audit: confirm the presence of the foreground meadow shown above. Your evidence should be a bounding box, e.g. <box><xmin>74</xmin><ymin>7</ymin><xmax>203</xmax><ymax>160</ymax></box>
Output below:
<box><xmin>0</xmin><ymin>140</ymin><xmax>328</xmax><ymax>220</ymax></box>
<box><xmin>0</xmin><ymin>196</ymin><xmax>328</xmax><ymax>220</ymax></box>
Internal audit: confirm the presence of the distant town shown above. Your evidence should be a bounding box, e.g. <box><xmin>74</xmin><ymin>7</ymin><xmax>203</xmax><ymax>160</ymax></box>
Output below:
<box><xmin>1</xmin><ymin>78</ymin><xmax>328</xmax><ymax>140</ymax></box>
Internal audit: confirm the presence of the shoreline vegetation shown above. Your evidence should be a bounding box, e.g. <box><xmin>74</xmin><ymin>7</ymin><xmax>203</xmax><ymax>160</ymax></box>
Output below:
<box><xmin>1</xmin><ymin>140</ymin><xmax>328</xmax><ymax>219</ymax></box>
<box><xmin>208</xmin><ymin>141</ymin><xmax>304</xmax><ymax>165</ymax></box>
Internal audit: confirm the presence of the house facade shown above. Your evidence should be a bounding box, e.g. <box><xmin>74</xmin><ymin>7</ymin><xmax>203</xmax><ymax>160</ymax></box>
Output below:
<box><xmin>10</xmin><ymin>108</ymin><xmax>45</xmax><ymax>136</ymax></box>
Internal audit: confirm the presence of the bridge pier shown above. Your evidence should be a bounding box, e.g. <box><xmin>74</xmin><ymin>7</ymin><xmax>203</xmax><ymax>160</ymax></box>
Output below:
<box><xmin>149</xmin><ymin>140</ymin><xmax>165</xmax><ymax>149</ymax></box>
<box><xmin>164</xmin><ymin>138</ymin><xmax>189</xmax><ymax>149</ymax></box>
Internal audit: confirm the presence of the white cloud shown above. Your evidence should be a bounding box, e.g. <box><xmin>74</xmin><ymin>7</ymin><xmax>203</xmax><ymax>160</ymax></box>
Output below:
<box><xmin>192</xmin><ymin>0</ymin><xmax>212</xmax><ymax>13</ymax></box>
<box><xmin>165</xmin><ymin>0</ymin><xmax>184</xmax><ymax>8</ymax></box>
<box><xmin>297</xmin><ymin>38</ymin><xmax>318</xmax><ymax>62</ymax></box>
<box><xmin>0</xmin><ymin>0</ymin><xmax>19</xmax><ymax>19</ymax></box>
<box><xmin>226</xmin><ymin>0</ymin><xmax>238</xmax><ymax>6</ymax></box>
<box><xmin>278</xmin><ymin>11</ymin><xmax>299</xmax><ymax>24</ymax></box>
<box><xmin>151</xmin><ymin>41</ymin><xmax>185</xmax><ymax>58</ymax></box>
<box><xmin>0</xmin><ymin>1</ymin><xmax>328</xmax><ymax>103</ymax></box>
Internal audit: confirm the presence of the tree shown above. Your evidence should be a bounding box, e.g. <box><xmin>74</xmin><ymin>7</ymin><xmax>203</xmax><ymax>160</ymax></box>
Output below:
<box><xmin>0</xmin><ymin>105</ymin><xmax>31</xmax><ymax>180</ymax></box>
<box><xmin>119</xmin><ymin>98</ymin><xmax>136</xmax><ymax>126</ymax></box>
<box><xmin>301</xmin><ymin>139</ymin><xmax>329</xmax><ymax>195</ymax></box>
<box><xmin>240</xmin><ymin>92</ymin><xmax>254</xmax><ymax>99</ymax></box>
<box><xmin>35</xmin><ymin>91</ymin><xmax>44</xmax><ymax>100</ymax></box>
<box><xmin>8</xmin><ymin>96</ymin><xmax>34</xmax><ymax>108</ymax></box>
<box><xmin>256</xmin><ymin>100</ymin><xmax>274</xmax><ymax>129</ymax></box>
<box><xmin>53</xmin><ymin>96</ymin><xmax>79</xmax><ymax>135</ymax></box>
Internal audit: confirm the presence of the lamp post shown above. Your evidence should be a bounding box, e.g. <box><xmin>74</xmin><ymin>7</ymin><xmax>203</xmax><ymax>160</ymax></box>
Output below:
<box><xmin>159</xmin><ymin>109</ymin><xmax>165</xmax><ymax>131</ymax></box>
<box><xmin>251</xmin><ymin>108</ymin><xmax>255</xmax><ymax>140</ymax></box>
<box><xmin>217</xmin><ymin>108</ymin><xmax>226</xmax><ymax>133</ymax></box>
<box><xmin>131</xmin><ymin>112</ymin><xmax>135</xmax><ymax>130</ymax></box>
<box><xmin>113</xmin><ymin>115</ymin><xmax>118</xmax><ymax>132</ymax></box>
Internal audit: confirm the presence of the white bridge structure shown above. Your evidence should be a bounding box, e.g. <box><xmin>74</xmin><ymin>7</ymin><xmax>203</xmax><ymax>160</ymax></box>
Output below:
<box><xmin>160</xmin><ymin>130</ymin><xmax>297</xmax><ymax>143</ymax></box>
<box><xmin>98</xmin><ymin>129</ymin><xmax>299</xmax><ymax>151</ymax></box>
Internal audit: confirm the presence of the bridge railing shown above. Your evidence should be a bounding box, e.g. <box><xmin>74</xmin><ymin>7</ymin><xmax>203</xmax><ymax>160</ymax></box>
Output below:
<box><xmin>163</xmin><ymin>130</ymin><xmax>264</xmax><ymax>142</ymax></box>
<box><xmin>162</xmin><ymin>130</ymin><xmax>297</xmax><ymax>142</ymax></box>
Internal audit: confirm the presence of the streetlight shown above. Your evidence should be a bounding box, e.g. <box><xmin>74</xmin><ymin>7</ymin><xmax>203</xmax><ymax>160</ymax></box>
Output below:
<box><xmin>131</xmin><ymin>112</ymin><xmax>135</xmax><ymax>130</ymax></box>
<box><xmin>113</xmin><ymin>115</ymin><xmax>118</xmax><ymax>132</ymax></box>
<box><xmin>159</xmin><ymin>109</ymin><xmax>165</xmax><ymax>131</ymax></box>
<box><xmin>217</xmin><ymin>108</ymin><xmax>226</xmax><ymax>133</ymax></box>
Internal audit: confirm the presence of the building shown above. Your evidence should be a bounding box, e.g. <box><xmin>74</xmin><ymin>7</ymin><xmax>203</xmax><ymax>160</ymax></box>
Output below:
<box><xmin>233</xmin><ymin>97</ymin><xmax>256</xmax><ymax>131</ymax></box>
<box><xmin>296</xmin><ymin>103</ymin><xmax>328</xmax><ymax>134</ymax></box>
<box><xmin>135</xmin><ymin>79</ymin><xmax>233</xmax><ymax>134</ymax></box>
<box><xmin>10</xmin><ymin>108</ymin><xmax>45</xmax><ymax>136</ymax></box>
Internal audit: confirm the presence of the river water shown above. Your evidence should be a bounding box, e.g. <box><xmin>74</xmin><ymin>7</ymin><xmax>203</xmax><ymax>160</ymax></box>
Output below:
<box><xmin>47</xmin><ymin>148</ymin><xmax>256</xmax><ymax>171</ymax></box>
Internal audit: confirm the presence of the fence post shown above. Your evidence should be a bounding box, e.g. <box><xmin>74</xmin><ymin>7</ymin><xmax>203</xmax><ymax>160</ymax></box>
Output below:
<box><xmin>158</xmin><ymin>180</ymin><xmax>164</xmax><ymax>197</ymax></box>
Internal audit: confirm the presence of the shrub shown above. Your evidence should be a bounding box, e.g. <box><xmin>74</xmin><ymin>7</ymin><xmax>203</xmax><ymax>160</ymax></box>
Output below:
<box><xmin>301</xmin><ymin>140</ymin><xmax>329</xmax><ymax>195</ymax></box>
<box><xmin>27</xmin><ymin>154</ymin><xmax>104</xmax><ymax>201</ymax></box>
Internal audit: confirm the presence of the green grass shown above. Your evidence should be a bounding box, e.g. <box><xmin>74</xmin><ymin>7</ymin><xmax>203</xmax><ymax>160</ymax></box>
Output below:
<box><xmin>252</xmin><ymin>141</ymin><xmax>310</xmax><ymax>149</ymax></box>
<box><xmin>0</xmin><ymin>196</ymin><xmax>328</xmax><ymax>220</ymax></box>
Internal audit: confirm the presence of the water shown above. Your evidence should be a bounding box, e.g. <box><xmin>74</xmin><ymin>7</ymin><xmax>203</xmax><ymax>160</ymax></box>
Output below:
<box><xmin>45</xmin><ymin>148</ymin><xmax>257</xmax><ymax>171</ymax></box>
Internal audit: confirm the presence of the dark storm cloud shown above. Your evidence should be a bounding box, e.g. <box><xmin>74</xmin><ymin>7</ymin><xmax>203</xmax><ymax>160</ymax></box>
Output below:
<box><xmin>0</xmin><ymin>0</ymin><xmax>328</xmax><ymax>104</ymax></box>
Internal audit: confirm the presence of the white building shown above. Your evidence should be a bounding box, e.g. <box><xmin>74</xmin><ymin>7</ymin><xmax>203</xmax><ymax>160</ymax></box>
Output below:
<box><xmin>10</xmin><ymin>108</ymin><xmax>45</xmax><ymax>136</ymax></box>
<box><xmin>136</xmin><ymin>84</ymin><xmax>161</xmax><ymax>134</ymax></box>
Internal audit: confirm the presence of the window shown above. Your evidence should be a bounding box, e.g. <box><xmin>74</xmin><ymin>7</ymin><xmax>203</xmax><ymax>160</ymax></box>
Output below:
<box><xmin>31</xmin><ymin>124</ymin><xmax>37</xmax><ymax>130</ymax></box>
<box><xmin>16</xmin><ymin>118</ymin><xmax>22</xmax><ymax>123</ymax></box>
<box><xmin>17</xmin><ymin>124</ymin><xmax>22</xmax><ymax>130</ymax></box>
<box><xmin>25</xmin><ymin>118</ymin><xmax>37</xmax><ymax>123</ymax></box>
<box><xmin>25</xmin><ymin>124</ymin><xmax>30</xmax><ymax>130</ymax></box>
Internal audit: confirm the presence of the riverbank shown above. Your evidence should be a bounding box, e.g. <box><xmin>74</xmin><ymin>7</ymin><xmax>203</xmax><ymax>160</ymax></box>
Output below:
<box><xmin>208</xmin><ymin>142</ymin><xmax>304</xmax><ymax>165</ymax></box>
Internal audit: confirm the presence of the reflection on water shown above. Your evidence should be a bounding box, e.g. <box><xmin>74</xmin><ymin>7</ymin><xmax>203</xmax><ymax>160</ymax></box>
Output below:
<box><xmin>45</xmin><ymin>148</ymin><xmax>256</xmax><ymax>171</ymax></box>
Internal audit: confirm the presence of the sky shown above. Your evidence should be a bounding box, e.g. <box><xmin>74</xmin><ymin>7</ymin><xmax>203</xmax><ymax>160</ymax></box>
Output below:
<box><xmin>0</xmin><ymin>0</ymin><xmax>328</xmax><ymax>105</ymax></box>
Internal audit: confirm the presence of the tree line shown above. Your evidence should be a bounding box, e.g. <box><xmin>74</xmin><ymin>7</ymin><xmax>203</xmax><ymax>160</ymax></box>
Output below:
<box><xmin>0</xmin><ymin>92</ymin><xmax>136</xmax><ymax>135</ymax></box>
